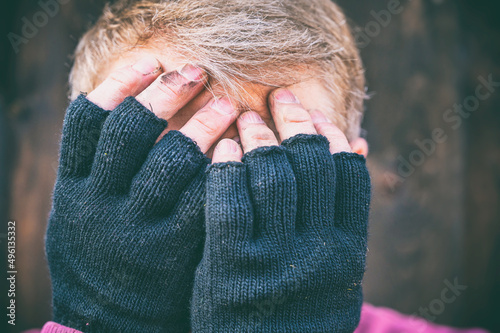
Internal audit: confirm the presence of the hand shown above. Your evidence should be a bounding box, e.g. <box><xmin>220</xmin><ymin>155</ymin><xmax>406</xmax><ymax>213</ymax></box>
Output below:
<box><xmin>46</xmin><ymin>56</ymin><xmax>238</xmax><ymax>332</ymax></box>
<box><xmin>192</xmin><ymin>88</ymin><xmax>371</xmax><ymax>332</ymax></box>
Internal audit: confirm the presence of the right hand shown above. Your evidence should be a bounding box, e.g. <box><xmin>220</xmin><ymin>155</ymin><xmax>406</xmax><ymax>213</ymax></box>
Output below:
<box><xmin>46</xmin><ymin>56</ymin><xmax>238</xmax><ymax>332</ymax></box>
<box><xmin>87</xmin><ymin>55</ymin><xmax>239</xmax><ymax>153</ymax></box>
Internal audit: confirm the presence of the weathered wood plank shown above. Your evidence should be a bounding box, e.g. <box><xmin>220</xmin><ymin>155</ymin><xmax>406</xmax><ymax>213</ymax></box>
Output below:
<box><xmin>339</xmin><ymin>0</ymin><xmax>465</xmax><ymax>325</ymax></box>
<box><xmin>5</xmin><ymin>1</ymin><xmax>107</xmax><ymax>330</ymax></box>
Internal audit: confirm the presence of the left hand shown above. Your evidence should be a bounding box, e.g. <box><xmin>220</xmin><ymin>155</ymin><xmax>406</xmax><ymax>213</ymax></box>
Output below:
<box><xmin>192</xmin><ymin>88</ymin><xmax>371</xmax><ymax>332</ymax></box>
<box><xmin>211</xmin><ymin>88</ymin><xmax>352</xmax><ymax>163</ymax></box>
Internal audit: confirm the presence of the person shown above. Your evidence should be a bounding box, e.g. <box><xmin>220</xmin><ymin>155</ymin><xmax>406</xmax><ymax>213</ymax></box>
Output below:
<box><xmin>36</xmin><ymin>0</ymin><xmax>488</xmax><ymax>332</ymax></box>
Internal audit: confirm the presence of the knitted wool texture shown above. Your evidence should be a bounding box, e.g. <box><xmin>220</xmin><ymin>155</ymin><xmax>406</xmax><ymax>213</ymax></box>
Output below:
<box><xmin>46</xmin><ymin>95</ymin><xmax>209</xmax><ymax>332</ymax></box>
<box><xmin>192</xmin><ymin>135</ymin><xmax>371</xmax><ymax>332</ymax></box>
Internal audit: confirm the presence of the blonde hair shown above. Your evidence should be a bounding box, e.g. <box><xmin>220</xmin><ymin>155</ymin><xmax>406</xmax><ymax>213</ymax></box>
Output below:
<box><xmin>70</xmin><ymin>0</ymin><xmax>366</xmax><ymax>140</ymax></box>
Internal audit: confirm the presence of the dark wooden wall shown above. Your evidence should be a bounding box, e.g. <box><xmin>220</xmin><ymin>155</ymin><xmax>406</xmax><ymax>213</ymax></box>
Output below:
<box><xmin>337</xmin><ymin>0</ymin><xmax>500</xmax><ymax>330</ymax></box>
<box><xmin>458</xmin><ymin>0</ymin><xmax>500</xmax><ymax>328</ymax></box>
<box><xmin>0</xmin><ymin>0</ymin><xmax>498</xmax><ymax>332</ymax></box>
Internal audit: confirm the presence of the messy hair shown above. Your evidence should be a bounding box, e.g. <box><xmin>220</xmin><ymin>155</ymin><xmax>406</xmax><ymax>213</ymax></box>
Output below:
<box><xmin>70</xmin><ymin>0</ymin><xmax>366</xmax><ymax>140</ymax></box>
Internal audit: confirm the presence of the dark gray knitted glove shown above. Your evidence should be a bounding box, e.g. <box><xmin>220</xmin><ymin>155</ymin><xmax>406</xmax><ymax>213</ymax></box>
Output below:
<box><xmin>192</xmin><ymin>134</ymin><xmax>371</xmax><ymax>332</ymax></box>
<box><xmin>46</xmin><ymin>95</ymin><xmax>208</xmax><ymax>332</ymax></box>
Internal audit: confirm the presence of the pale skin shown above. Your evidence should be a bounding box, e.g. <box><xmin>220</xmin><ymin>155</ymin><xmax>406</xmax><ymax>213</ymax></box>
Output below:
<box><xmin>86</xmin><ymin>55</ymin><xmax>369</xmax><ymax>160</ymax></box>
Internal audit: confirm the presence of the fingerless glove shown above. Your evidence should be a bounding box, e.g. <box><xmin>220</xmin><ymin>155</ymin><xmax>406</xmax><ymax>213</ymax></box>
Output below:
<box><xmin>46</xmin><ymin>95</ymin><xmax>209</xmax><ymax>332</ymax></box>
<box><xmin>192</xmin><ymin>134</ymin><xmax>371</xmax><ymax>332</ymax></box>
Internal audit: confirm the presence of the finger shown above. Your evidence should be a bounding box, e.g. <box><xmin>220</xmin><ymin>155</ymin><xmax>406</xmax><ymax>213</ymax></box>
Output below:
<box><xmin>135</xmin><ymin>64</ymin><xmax>207</xmax><ymax>121</ymax></box>
<box><xmin>90</xmin><ymin>98</ymin><xmax>168</xmax><ymax>194</ymax></box>
<box><xmin>281</xmin><ymin>134</ymin><xmax>336</xmax><ymax>234</ymax></box>
<box><xmin>203</xmin><ymin>124</ymin><xmax>239</xmax><ymax>160</ymax></box>
<box><xmin>211</xmin><ymin>139</ymin><xmax>244</xmax><ymax>164</ymax></box>
<box><xmin>58</xmin><ymin>96</ymin><xmax>109</xmax><ymax>178</ymax></box>
<box><xmin>237</xmin><ymin>111</ymin><xmax>279</xmax><ymax>154</ymax></box>
<box><xmin>130</xmin><ymin>130</ymin><xmax>209</xmax><ymax>213</ymax></box>
<box><xmin>269</xmin><ymin>88</ymin><xmax>317</xmax><ymax>142</ymax></box>
<box><xmin>311</xmin><ymin>110</ymin><xmax>351</xmax><ymax>154</ymax></box>
<box><xmin>179</xmin><ymin>97</ymin><xmax>238</xmax><ymax>154</ymax></box>
<box><xmin>333</xmin><ymin>153</ymin><xmax>371</xmax><ymax>236</ymax></box>
<box><xmin>87</xmin><ymin>56</ymin><xmax>163</xmax><ymax>110</ymax></box>
<box><xmin>243</xmin><ymin>145</ymin><xmax>297</xmax><ymax>243</ymax></box>
<box><xmin>205</xmin><ymin>162</ymin><xmax>254</xmax><ymax>244</ymax></box>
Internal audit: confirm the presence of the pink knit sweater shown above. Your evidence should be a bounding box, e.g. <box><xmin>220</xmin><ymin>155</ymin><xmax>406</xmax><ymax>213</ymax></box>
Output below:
<box><xmin>30</xmin><ymin>303</ymin><xmax>488</xmax><ymax>333</ymax></box>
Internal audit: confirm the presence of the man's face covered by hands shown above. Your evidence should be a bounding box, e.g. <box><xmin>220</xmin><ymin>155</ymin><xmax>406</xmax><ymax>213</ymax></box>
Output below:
<box><xmin>46</xmin><ymin>1</ymin><xmax>370</xmax><ymax>330</ymax></box>
<box><xmin>47</xmin><ymin>51</ymin><xmax>371</xmax><ymax>331</ymax></box>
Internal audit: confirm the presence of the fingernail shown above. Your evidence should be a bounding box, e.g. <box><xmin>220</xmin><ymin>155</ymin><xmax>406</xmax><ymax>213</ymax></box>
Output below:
<box><xmin>311</xmin><ymin>110</ymin><xmax>332</xmax><ymax>124</ymax></box>
<box><xmin>240</xmin><ymin>111</ymin><xmax>265</xmax><ymax>124</ymax></box>
<box><xmin>178</xmin><ymin>64</ymin><xmax>205</xmax><ymax>81</ymax></box>
<box><xmin>132</xmin><ymin>56</ymin><xmax>162</xmax><ymax>76</ymax></box>
<box><xmin>211</xmin><ymin>97</ymin><xmax>236</xmax><ymax>115</ymax></box>
<box><xmin>216</xmin><ymin>139</ymin><xmax>239</xmax><ymax>154</ymax></box>
<box><xmin>232</xmin><ymin>136</ymin><xmax>241</xmax><ymax>144</ymax></box>
<box><xmin>274</xmin><ymin>89</ymin><xmax>300</xmax><ymax>104</ymax></box>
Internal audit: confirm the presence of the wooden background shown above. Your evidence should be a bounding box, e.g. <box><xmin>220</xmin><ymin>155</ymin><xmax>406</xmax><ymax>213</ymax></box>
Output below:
<box><xmin>1</xmin><ymin>0</ymin><xmax>498</xmax><ymax>332</ymax></box>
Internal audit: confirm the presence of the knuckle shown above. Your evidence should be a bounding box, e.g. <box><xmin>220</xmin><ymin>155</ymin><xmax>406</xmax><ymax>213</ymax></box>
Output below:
<box><xmin>155</xmin><ymin>79</ymin><xmax>180</xmax><ymax>99</ymax></box>
<box><xmin>105</xmin><ymin>69</ymin><xmax>140</xmax><ymax>97</ymax></box>
<box><xmin>247</xmin><ymin>126</ymin><xmax>276</xmax><ymax>143</ymax></box>
<box><xmin>107</xmin><ymin>68</ymin><xmax>137</xmax><ymax>88</ymax></box>
<box><xmin>326</xmin><ymin>134</ymin><xmax>348</xmax><ymax>147</ymax></box>
<box><xmin>282</xmin><ymin>107</ymin><xmax>311</xmax><ymax>124</ymax></box>
<box><xmin>191</xmin><ymin>117</ymin><xmax>219</xmax><ymax>137</ymax></box>
<box><xmin>317</xmin><ymin>123</ymin><xmax>345</xmax><ymax>138</ymax></box>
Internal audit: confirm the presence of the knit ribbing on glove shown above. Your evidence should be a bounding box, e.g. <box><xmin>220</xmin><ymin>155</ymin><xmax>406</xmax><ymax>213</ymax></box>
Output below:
<box><xmin>46</xmin><ymin>95</ymin><xmax>209</xmax><ymax>332</ymax></box>
<box><xmin>191</xmin><ymin>134</ymin><xmax>371</xmax><ymax>333</ymax></box>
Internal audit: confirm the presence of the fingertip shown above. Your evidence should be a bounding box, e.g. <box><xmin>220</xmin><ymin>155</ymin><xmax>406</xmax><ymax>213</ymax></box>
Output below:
<box><xmin>237</xmin><ymin>111</ymin><xmax>279</xmax><ymax>153</ymax></box>
<box><xmin>268</xmin><ymin>88</ymin><xmax>300</xmax><ymax>119</ymax></box>
<box><xmin>178</xmin><ymin>63</ymin><xmax>207</xmax><ymax>82</ymax></box>
<box><xmin>87</xmin><ymin>56</ymin><xmax>164</xmax><ymax>110</ymax></box>
<box><xmin>212</xmin><ymin>139</ymin><xmax>243</xmax><ymax>164</ymax></box>
<box><xmin>271</xmin><ymin>88</ymin><xmax>301</xmax><ymax>105</ymax></box>
<box><xmin>210</xmin><ymin>96</ymin><xmax>238</xmax><ymax>117</ymax></box>
<box><xmin>237</xmin><ymin>111</ymin><xmax>266</xmax><ymax>126</ymax></box>
<box><xmin>131</xmin><ymin>56</ymin><xmax>163</xmax><ymax>76</ymax></box>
